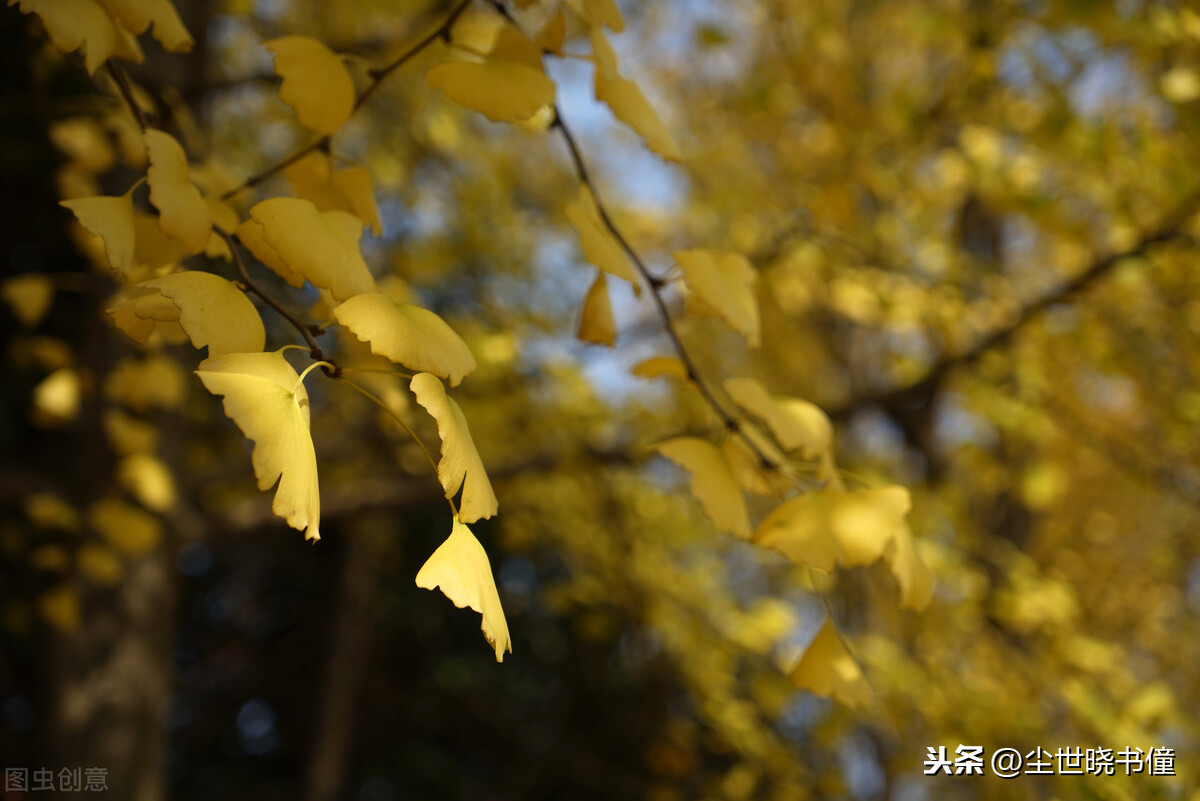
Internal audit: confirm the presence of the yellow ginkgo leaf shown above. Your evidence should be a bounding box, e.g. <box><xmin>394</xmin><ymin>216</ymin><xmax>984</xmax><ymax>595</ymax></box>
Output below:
<box><xmin>426</xmin><ymin>59</ymin><xmax>555</xmax><ymax>123</ymax></box>
<box><xmin>265</xmin><ymin>36</ymin><xmax>355</xmax><ymax>136</ymax></box>
<box><xmin>61</xmin><ymin>193</ymin><xmax>136</xmax><ymax>276</ymax></box>
<box><xmin>675</xmin><ymin>249</ymin><xmax>760</xmax><ymax>347</ymax></box>
<box><xmin>724</xmin><ymin>377</ymin><xmax>831</xmax><ymax>459</ymax></box>
<box><xmin>145</xmin><ymin>130</ymin><xmax>212</xmax><ymax>253</ymax></box>
<box><xmin>89</xmin><ymin>497</ymin><xmax>161</xmax><ymax>555</ymax></box>
<box><xmin>332</xmin><ymin>292</ymin><xmax>475</xmax><ymax>387</ymax></box>
<box><xmin>238</xmin><ymin>198</ymin><xmax>377</xmax><ymax>301</ymax></box>
<box><xmin>754</xmin><ymin>486</ymin><xmax>911</xmax><ymax>571</ymax></box>
<box><xmin>790</xmin><ymin>619</ymin><xmax>870</xmax><ymax>708</ymax></box>
<box><xmin>196</xmin><ymin>350</ymin><xmax>321</xmax><ymax>541</ymax></box>
<box><xmin>630</xmin><ymin>355</ymin><xmax>688</xmax><ymax>380</ymax></box>
<box><xmin>96</xmin><ymin>0</ymin><xmax>192</xmax><ymax>52</ymax></box>
<box><xmin>2</xmin><ymin>274</ymin><xmax>54</xmax><ymax>328</ymax></box>
<box><xmin>105</xmin><ymin>354</ymin><xmax>186</xmax><ymax>411</ymax></box>
<box><xmin>146</xmin><ymin>272</ymin><xmax>264</xmax><ymax>356</ymax></box>
<box><xmin>13</xmin><ymin>0</ymin><xmax>118</xmax><ymax>73</ymax></box>
<box><xmin>416</xmin><ymin>517</ymin><xmax>511</xmax><ymax>662</ymax></box>
<box><xmin>721</xmin><ymin>432</ymin><xmax>790</xmax><ymax>497</ymax></box>
<box><xmin>132</xmin><ymin>211</ymin><xmax>187</xmax><ymax>271</ymax></box>
<box><xmin>535</xmin><ymin>8</ymin><xmax>566</xmax><ymax>55</ymax></box>
<box><xmin>577</xmin><ymin>272</ymin><xmax>616</xmax><ymax>346</ymax></box>
<box><xmin>565</xmin><ymin>187</ymin><xmax>639</xmax><ymax>288</ymax></box>
<box><xmin>116</xmin><ymin>452</ymin><xmax>176</xmax><ymax>512</ymax></box>
<box><xmin>331</xmin><ymin>166</ymin><xmax>383</xmax><ymax>237</ymax></box>
<box><xmin>654</xmin><ymin>437</ymin><xmax>750</xmax><ymax>539</ymax></box>
<box><xmin>591</xmin><ymin>29</ymin><xmax>681</xmax><ymax>162</ymax></box>
<box><xmin>410</xmin><ymin>372</ymin><xmax>497</xmax><ymax>524</ymax></box>
<box><xmin>104</xmin><ymin>408</ymin><xmax>159</xmax><ymax>454</ymax></box>
<box><xmin>33</xmin><ymin>367</ymin><xmax>81</xmax><ymax>424</ymax></box>
<box><xmin>576</xmin><ymin>0</ymin><xmax>624</xmax><ymax>32</ymax></box>
<box><xmin>889</xmin><ymin>524</ymin><xmax>934</xmax><ymax>611</ymax></box>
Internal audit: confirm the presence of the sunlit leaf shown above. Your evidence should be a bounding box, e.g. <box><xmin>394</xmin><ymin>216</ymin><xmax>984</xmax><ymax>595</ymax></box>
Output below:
<box><xmin>265</xmin><ymin>36</ymin><xmax>355</xmax><ymax>135</ymax></box>
<box><xmin>196</xmin><ymin>350</ymin><xmax>321</xmax><ymax>541</ymax></box>
<box><xmin>410</xmin><ymin>372</ymin><xmax>497</xmax><ymax>524</ymax></box>
<box><xmin>565</xmin><ymin>186</ymin><xmax>639</xmax><ymax>288</ymax></box>
<box><xmin>630</xmin><ymin>355</ymin><xmax>687</xmax><ymax>380</ymax></box>
<box><xmin>89</xmin><ymin>497</ymin><xmax>161</xmax><ymax>555</ymax></box>
<box><xmin>238</xmin><ymin>198</ymin><xmax>377</xmax><ymax>301</ymax></box>
<box><xmin>97</xmin><ymin>0</ymin><xmax>192</xmax><ymax>52</ymax></box>
<box><xmin>2</xmin><ymin>274</ymin><xmax>54</xmax><ymax>328</ymax></box>
<box><xmin>675</xmin><ymin>249</ymin><xmax>760</xmax><ymax>347</ymax></box>
<box><xmin>790</xmin><ymin>619</ymin><xmax>870</xmax><ymax>708</ymax></box>
<box><xmin>416</xmin><ymin>516</ymin><xmax>511</xmax><ymax>662</ymax></box>
<box><xmin>61</xmin><ymin>193</ymin><xmax>136</xmax><ymax>277</ymax></box>
<box><xmin>654</xmin><ymin>437</ymin><xmax>750</xmax><ymax>539</ymax></box>
<box><xmin>109</xmin><ymin>271</ymin><xmax>265</xmax><ymax>356</ymax></box>
<box><xmin>333</xmin><ymin>292</ymin><xmax>475</xmax><ymax>386</ymax></box>
<box><xmin>145</xmin><ymin>130</ymin><xmax>212</xmax><ymax>253</ymax></box>
<box><xmin>724</xmin><ymin>377</ymin><xmax>831</xmax><ymax>459</ymax></box>
<box><xmin>12</xmin><ymin>0</ymin><xmax>119</xmax><ymax>73</ymax></box>
<box><xmin>577</xmin><ymin>271</ymin><xmax>616</xmax><ymax>346</ymax></box>
<box><xmin>116</xmin><ymin>452</ymin><xmax>176</xmax><ymax>512</ymax></box>
<box><xmin>591</xmin><ymin>29</ymin><xmax>681</xmax><ymax>162</ymax></box>
<box><xmin>426</xmin><ymin>59</ymin><xmax>555</xmax><ymax>123</ymax></box>
<box><xmin>754</xmin><ymin>487</ymin><xmax>911</xmax><ymax>570</ymax></box>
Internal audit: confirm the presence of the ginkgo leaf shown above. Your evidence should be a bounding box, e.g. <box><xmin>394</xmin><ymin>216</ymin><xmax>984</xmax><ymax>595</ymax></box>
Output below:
<box><xmin>426</xmin><ymin>60</ymin><xmax>555</xmax><ymax>123</ymax></box>
<box><xmin>265</xmin><ymin>37</ymin><xmax>355</xmax><ymax>136</ymax></box>
<box><xmin>97</xmin><ymin>0</ymin><xmax>192</xmax><ymax>52</ymax></box>
<box><xmin>675</xmin><ymin>249</ymin><xmax>760</xmax><ymax>347</ymax></box>
<box><xmin>721</xmin><ymin>432</ymin><xmax>790</xmax><ymax>497</ymax></box>
<box><xmin>565</xmin><ymin>187</ymin><xmax>639</xmax><ymax>289</ymax></box>
<box><xmin>410</xmin><ymin>372</ymin><xmax>497</xmax><ymax>524</ymax></box>
<box><xmin>13</xmin><ymin>0</ymin><xmax>118</xmax><ymax>73</ymax></box>
<box><xmin>577</xmin><ymin>272</ymin><xmax>616</xmax><ymax>346</ymax></box>
<box><xmin>488</xmin><ymin>24</ymin><xmax>544</xmax><ymax>68</ymax></box>
<box><xmin>331</xmin><ymin>166</ymin><xmax>383</xmax><ymax>237</ymax></box>
<box><xmin>631</xmin><ymin>355</ymin><xmax>688</xmax><ymax>380</ymax></box>
<box><xmin>654</xmin><ymin>437</ymin><xmax>749</xmax><ymax>539</ymax></box>
<box><xmin>116</xmin><ymin>452</ymin><xmax>175</xmax><ymax>512</ymax></box>
<box><xmin>332</xmin><ymin>292</ymin><xmax>475</xmax><ymax>387</ymax></box>
<box><xmin>2</xmin><ymin>274</ymin><xmax>54</xmax><ymax>328</ymax></box>
<box><xmin>89</xmin><ymin>497</ymin><xmax>161</xmax><ymax>555</ymax></box>
<box><xmin>889</xmin><ymin>524</ymin><xmax>934</xmax><ymax>611</ymax></box>
<box><xmin>238</xmin><ymin>198</ymin><xmax>377</xmax><ymax>301</ymax></box>
<box><xmin>591</xmin><ymin>29</ymin><xmax>681</xmax><ymax>162</ymax></box>
<box><xmin>145</xmin><ymin>130</ymin><xmax>212</xmax><ymax>253</ymax></box>
<box><xmin>790</xmin><ymin>619</ymin><xmax>870</xmax><ymax>708</ymax></box>
<box><xmin>33</xmin><ymin>368</ymin><xmax>81</xmax><ymax>424</ymax></box>
<box><xmin>754</xmin><ymin>486</ymin><xmax>911</xmax><ymax>571</ymax></box>
<box><xmin>196</xmin><ymin>350</ymin><xmax>321</xmax><ymax>541</ymax></box>
<box><xmin>61</xmin><ymin>193</ymin><xmax>136</xmax><ymax>276</ymax></box>
<box><xmin>105</xmin><ymin>354</ymin><xmax>186</xmax><ymax>411</ymax></box>
<box><xmin>576</xmin><ymin>0</ymin><xmax>625</xmax><ymax>32</ymax></box>
<box><xmin>416</xmin><ymin>517</ymin><xmax>511</xmax><ymax>662</ymax></box>
<box><xmin>113</xmin><ymin>271</ymin><xmax>265</xmax><ymax>356</ymax></box>
<box><xmin>535</xmin><ymin>8</ymin><xmax>566</xmax><ymax>55</ymax></box>
<box><xmin>724</xmin><ymin>377</ymin><xmax>831</xmax><ymax>459</ymax></box>
<box><xmin>132</xmin><ymin>211</ymin><xmax>187</xmax><ymax>270</ymax></box>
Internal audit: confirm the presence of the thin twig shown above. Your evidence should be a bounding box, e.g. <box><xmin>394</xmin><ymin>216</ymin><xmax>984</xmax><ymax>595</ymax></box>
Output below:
<box><xmin>215</xmin><ymin>225</ymin><xmax>329</xmax><ymax>361</ymax></box>
<box><xmin>106</xmin><ymin>62</ymin><xmax>149</xmax><ymax>132</ymax></box>
<box><xmin>221</xmin><ymin>0</ymin><xmax>474</xmax><ymax>200</ymax></box>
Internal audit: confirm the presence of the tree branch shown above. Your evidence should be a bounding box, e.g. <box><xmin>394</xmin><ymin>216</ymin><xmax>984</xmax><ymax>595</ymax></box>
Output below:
<box><xmin>829</xmin><ymin>206</ymin><xmax>1200</xmax><ymax>421</ymax></box>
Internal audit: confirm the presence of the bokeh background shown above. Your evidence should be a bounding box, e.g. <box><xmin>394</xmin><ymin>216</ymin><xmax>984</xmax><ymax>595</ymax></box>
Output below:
<box><xmin>3</xmin><ymin>0</ymin><xmax>1200</xmax><ymax>799</ymax></box>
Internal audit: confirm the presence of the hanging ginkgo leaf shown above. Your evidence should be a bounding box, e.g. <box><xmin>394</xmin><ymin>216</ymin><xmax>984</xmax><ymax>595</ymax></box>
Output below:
<box><xmin>196</xmin><ymin>350</ymin><xmax>321</xmax><ymax>541</ymax></box>
<box><xmin>332</xmin><ymin>292</ymin><xmax>475</xmax><ymax>386</ymax></box>
<box><xmin>591</xmin><ymin>29</ymin><xmax>681</xmax><ymax>162</ymax></box>
<box><xmin>265</xmin><ymin>36</ymin><xmax>355</xmax><ymax>136</ymax></box>
<box><xmin>565</xmin><ymin>187</ymin><xmax>639</xmax><ymax>288</ymax></box>
<box><xmin>2</xmin><ymin>274</ymin><xmax>55</xmax><ymax>329</ymax></box>
<box><xmin>654</xmin><ymin>437</ymin><xmax>750</xmax><ymax>539</ymax></box>
<box><xmin>630</xmin><ymin>355</ymin><xmax>688</xmax><ymax>380</ymax></box>
<box><xmin>61</xmin><ymin>193</ymin><xmax>136</xmax><ymax>277</ymax></box>
<box><xmin>754</xmin><ymin>486</ymin><xmax>911</xmax><ymax>571</ymax></box>
<box><xmin>576</xmin><ymin>271</ymin><xmax>616</xmax><ymax>346</ymax></box>
<box><xmin>145</xmin><ymin>130</ymin><xmax>212</xmax><ymax>253</ymax></box>
<box><xmin>675</xmin><ymin>249</ymin><xmax>760</xmax><ymax>347</ymax></box>
<box><xmin>109</xmin><ymin>271</ymin><xmax>265</xmax><ymax>356</ymax></box>
<box><xmin>410</xmin><ymin>372</ymin><xmax>497</xmax><ymax>524</ymax></box>
<box><xmin>237</xmin><ymin>198</ymin><xmax>377</xmax><ymax>301</ymax></box>
<box><xmin>724</xmin><ymin>377</ymin><xmax>831</xmax><ymax>459</ymax></box>
<box><xmin>416</xmin><ymin>516</ymin><xmax>511</xmax><ymax>662</ymax></box>
<box><xmin>426</xmin><ymin>59</ymin><xmax>555</xmax><ymax>124</ymax></box>
<box><xmin>889</xmin><ymin>524</ymin><xmax>934</xmax><ymax>611</ymax></box>
<box><xmin>12</xmin><ymin>0</ymin><xmax>121</xmax><ymax>73</ymax></box>
<box><xmin>97</xmin><ymin>0</ymin><xmax>193</xmax><ymax>53</ymax></box>
<box><xmin>790</xmin><ymin>619</ymin><xmax>870</xmax><ymax>708</ymax></box>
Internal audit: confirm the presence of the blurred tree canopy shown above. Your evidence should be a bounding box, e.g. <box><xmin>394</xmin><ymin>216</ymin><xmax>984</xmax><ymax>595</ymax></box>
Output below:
<box><xmin>2</xmin><ymin>0</ymin><xmax>1200</xmax><ymax>800</ymax></box>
